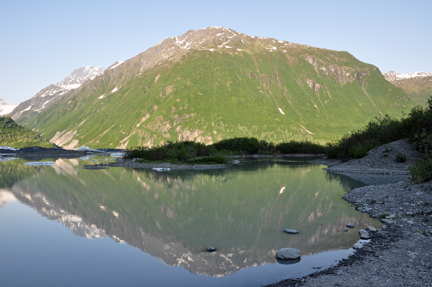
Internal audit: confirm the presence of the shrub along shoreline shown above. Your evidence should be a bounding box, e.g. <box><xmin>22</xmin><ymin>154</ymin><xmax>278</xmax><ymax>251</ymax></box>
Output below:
<box><xmin>124</xmin><ymin>138</ymin><xmax>325</xmax><ymax>165</ymax></box>
<box><xmin>126</xmin><ymin>98</ymin><xmax>432</xmax><ymax>181</ymax></box>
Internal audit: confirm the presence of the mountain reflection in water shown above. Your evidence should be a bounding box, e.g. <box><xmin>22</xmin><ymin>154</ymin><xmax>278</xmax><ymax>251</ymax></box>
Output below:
<box><xmin>2</xmin><ymin>157</ymin><xmax>379</xmax><ymax>278</ymax></box>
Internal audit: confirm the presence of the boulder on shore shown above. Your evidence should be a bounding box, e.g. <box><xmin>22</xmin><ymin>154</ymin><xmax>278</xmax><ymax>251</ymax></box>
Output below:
<box><xmin>359</xmin><ymin>229</ymin><xmax>370</xmax><ymax>239</ymax></box>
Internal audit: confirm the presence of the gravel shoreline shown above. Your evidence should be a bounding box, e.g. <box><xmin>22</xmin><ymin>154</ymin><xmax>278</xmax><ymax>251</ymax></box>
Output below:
<box><xmin>268</xmin><ymin>139</ymin><xmax>432</xmax><ymax>287</ymax></box>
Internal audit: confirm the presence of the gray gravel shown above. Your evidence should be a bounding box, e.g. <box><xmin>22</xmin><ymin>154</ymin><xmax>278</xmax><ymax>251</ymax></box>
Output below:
<box><xmin>268</xmin><ymin>139</ymin><xmax>432</xmax><ymax>287</ymax></box>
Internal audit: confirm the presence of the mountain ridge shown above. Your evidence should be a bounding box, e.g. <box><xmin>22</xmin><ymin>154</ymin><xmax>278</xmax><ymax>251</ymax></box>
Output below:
<box><xmin>384</xmin><ymin>70</ymin><xmax>432</xmax><ymax>106</ymax></box>
<box><xmin>19</xmin><ymin>27</ymin><xmax>415</xmax><ymax>149</ymax></box>
<box><xmin>0</xmin><ymin>99</ymin><xmax>16</xmax><ymax>116</ymax></box>
<box><xmin>11</xmin><ymin>66</ymin><xmax>105</xmax><ymax>121</ymax></box>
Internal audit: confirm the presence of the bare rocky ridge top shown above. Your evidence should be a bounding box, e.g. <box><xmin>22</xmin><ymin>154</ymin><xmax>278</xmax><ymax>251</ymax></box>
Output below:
<box><xmin>384</xmin><ymin>70</ymin><xmax>432</xmax><ymax>82</ymax></box>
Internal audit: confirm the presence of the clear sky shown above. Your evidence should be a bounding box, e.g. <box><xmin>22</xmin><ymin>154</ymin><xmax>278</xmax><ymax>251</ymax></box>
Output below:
<box><xmin>1</xmin><ymin>0</ymin><xmax>431</xmax><ymax>105</ymax></box>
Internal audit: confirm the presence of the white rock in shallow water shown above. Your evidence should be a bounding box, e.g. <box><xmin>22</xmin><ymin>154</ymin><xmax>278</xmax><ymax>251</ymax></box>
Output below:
<box><xmin>283</xmin><ymin>229</ymin><xmax>299</xmax><ymax>234</ymax></box>
<box><xmin>0</xmin><ymin>146</ymin><xmax>17</xmax><ymax>151</ymax></box>
<box><xmin>276</xmin><ymin>248</ymin><xmax>301</xmax><ymax>260</ymax></box>
<box><xmin>110</xmin><ymin>153</ymin><xmax>125</xmax><ymax>158</ymax></box>
<box><xmin>346</xmin><ymin>223</ymin><xmax>356</xmax><ymax>228</ymax></box>
<box><xmin>77</xmin><ymin>146</ymin><xmax>97</xmax><ymax>152</ymax></box>
<box><xmin>359</xmin><ymin>229</ymin><xmax>370</xmax><ymax>239</ymax></box>
<box><xmin>231</xmin><ymin>160</ymin><xmax>240</xmax><ymax>164</ymax></box>
<box><xmin>152</xmin><ymin>168</ymin><xmax>170</xmax><ymax>172</ymax></box>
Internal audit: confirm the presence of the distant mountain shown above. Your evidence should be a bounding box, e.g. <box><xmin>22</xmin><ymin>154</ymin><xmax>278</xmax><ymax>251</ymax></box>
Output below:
<box><xmin>21</xmin><ymin>27</ymin><xmax>414</xmax><ymax>149</ymax></box>
<box><xmin>10</xmin><ymin>66</ymin><xmax>105</xmax><ymax>121</ymax></box>
<box><xmin>384</xmin><ymin>71</ymin><xmax>432</xmax><ymax>106</ymax></box>
<box><xmin>0</xmin><ymin>99</ymin><xmax>16</xmax><ymax>116</ymax></box>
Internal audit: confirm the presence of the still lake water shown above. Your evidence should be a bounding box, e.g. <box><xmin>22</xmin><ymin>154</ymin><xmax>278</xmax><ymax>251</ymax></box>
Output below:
<box><xmin>0</xmin><ymin>156</ymin><xmax>380</xmax><ymax>286</ymax></box>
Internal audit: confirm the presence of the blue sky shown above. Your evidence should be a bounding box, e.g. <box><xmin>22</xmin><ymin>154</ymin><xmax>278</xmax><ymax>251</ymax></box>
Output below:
<box><xmin>1</xmin><ymin>0</ymin><xmax>431</xmax><ymax>105</ymax></box>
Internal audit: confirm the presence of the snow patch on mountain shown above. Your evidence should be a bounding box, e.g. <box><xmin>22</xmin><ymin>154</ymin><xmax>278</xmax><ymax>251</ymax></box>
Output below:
<box><xmin>11</xmin><ymin>66</ymin><xmax>105</xmax><ymax>118</ymax></box>
<box><xmin>0</xmin><ymin>99</ymin><xmax>16</xmax><ymax>115</ymax></box>
<box><xmin>58</xmin><ymin>66</ymin><xmax>105</xmax><ymax>90</ymax></box>
<box><xmin>21</xmin><ymin>105</ymin><xmax>32</xmax><ymax>113</ymax></box>
<box><xmin>384</xmin><ymin>71</ymin><xmax>432</xmax><ymax>82</ymax></box>
<box><xmin>110</xmin><ymin>61</ymin><xmax>124</xmax><ymax>70</ymax></box>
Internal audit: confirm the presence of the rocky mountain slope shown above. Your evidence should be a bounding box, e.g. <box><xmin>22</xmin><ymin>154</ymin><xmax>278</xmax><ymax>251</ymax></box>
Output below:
<box><xmin>21</xmin><ymin>27</ymin><xmax>414</xmax><ymax>149</ymax></box>
<box><xmin>384</xmin><ymin>71</ymin><xmax>432</xmax><ymax>106</ymax></box>
<box><xmin>0</xmin><ymin>99</ymin><xmax>16</xmax><ymax>116</ymax></box>
<box><xmin>11</xmin><ymin>66</ymin><xmax>105</xmax><ymax>121</ymax></box>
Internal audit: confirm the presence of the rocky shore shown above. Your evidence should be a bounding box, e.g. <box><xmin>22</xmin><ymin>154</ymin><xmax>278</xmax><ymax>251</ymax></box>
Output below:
<box><xmin>269</xmin><ymin>139</ymin><xmax>432</xmax><ymax>287</ymax></box>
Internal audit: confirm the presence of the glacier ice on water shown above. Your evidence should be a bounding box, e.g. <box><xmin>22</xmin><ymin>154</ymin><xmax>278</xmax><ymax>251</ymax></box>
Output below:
<box><xmin>25</xmin><ymin>161</ymin><xmax>55</xmax><ymax>166</ymax></box>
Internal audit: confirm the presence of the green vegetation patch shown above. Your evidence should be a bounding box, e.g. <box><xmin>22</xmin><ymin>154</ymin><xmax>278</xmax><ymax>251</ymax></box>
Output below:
<box><xmin>325</xmin><ymin>98</ymin><xmax>432</xmax><ymax>182</ymax></box>
<box><xmin>0</xmin><ymin>116</ymin><xmax>54</xmax><ymax>149</ymax></box>
<box><xmin>126</xmin><ymin>137</ymin><xmax>325</xmax><ymax>164</ymax></box>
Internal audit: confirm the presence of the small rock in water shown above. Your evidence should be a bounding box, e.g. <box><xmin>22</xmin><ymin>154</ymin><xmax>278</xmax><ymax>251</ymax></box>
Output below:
<box><xmin>359</xmin><ymin>229</ymin><xmax>370</xmax><ymax>239</ymax></box>
<box><xmin>346</xmin><ymin>223</ymin><xmax>356</xmax><ymax>228</ymax></box>
<box><xmin>283</xmin><ymin>229</ymin><xmax>299</xmax><ymax>234</ymax></box>
<box><xmin>381</xmin><ymin>219</ymin><xmax>394</xmax><ymax>224</ymax></box>
<box><xmin>366</xmin><ymin>226</ymin><xmax>377</xmax><ymax>232</ymax></box>
<box><xmin>276</xmin><ymin>248</ymin><xmax>301</xmax><ymax>260</ymax></box>
<box><xmin>231</xmin><ymin>160</ymin><xmax>240</xmax><ymax>164</ymax></box>
<box><xmin>206</xmin><ymin>247</ymin><xmax>216</xmax><ymax>253</ymax></box>
<box><xmin>344</xmin><ymin>229</ymin><xmax>348</xmax><ymax>232</ymax></box>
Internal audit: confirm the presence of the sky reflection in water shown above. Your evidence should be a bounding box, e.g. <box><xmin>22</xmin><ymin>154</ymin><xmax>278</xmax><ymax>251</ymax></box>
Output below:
<box><xmin>0</xmin><ymin>157</ymin><xmax>380</xmax><ymax>286</ymax></box>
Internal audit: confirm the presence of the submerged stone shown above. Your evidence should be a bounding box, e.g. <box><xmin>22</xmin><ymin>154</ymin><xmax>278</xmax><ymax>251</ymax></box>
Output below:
<box><xmin>346</xmin><ymin>223</ymin><xmax>356</xmax><ymax>228</ymax></box>
<box><xmin>206</xmin><ymin>246</ymin><xmax>216</xmax><ymax>253</ymax></box>
<box><xmin>283</xmin><ymin>229</ymin><xmax>299</xmax><ymax>234</ymax></box>
<box><xmin>276</xmin><ymin>257</ymin><xmax>301</xmax><ymax>265</ymax></box>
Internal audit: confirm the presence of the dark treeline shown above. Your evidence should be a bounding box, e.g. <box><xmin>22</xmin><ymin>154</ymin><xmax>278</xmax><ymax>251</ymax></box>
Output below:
<box><xmin>125</xmin><ymin>138</ymin><xmax>325</xmax><ymax>164</ymax></box>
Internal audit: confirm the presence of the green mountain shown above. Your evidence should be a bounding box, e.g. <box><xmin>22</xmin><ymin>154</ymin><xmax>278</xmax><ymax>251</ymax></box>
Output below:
<box><xmin>0</xmin><ymin>116</ymin><xmax>53</xmax><ymax>148</ymax></box>
<box><xmin>384</xmin><ymin>71</ymin><xmax>432</xmax><ymax>107</ymax></box>
<box><xmin>20</xmin><ymin>27</ymin><xmax>414</xmax><ymax>149</ymax></box>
